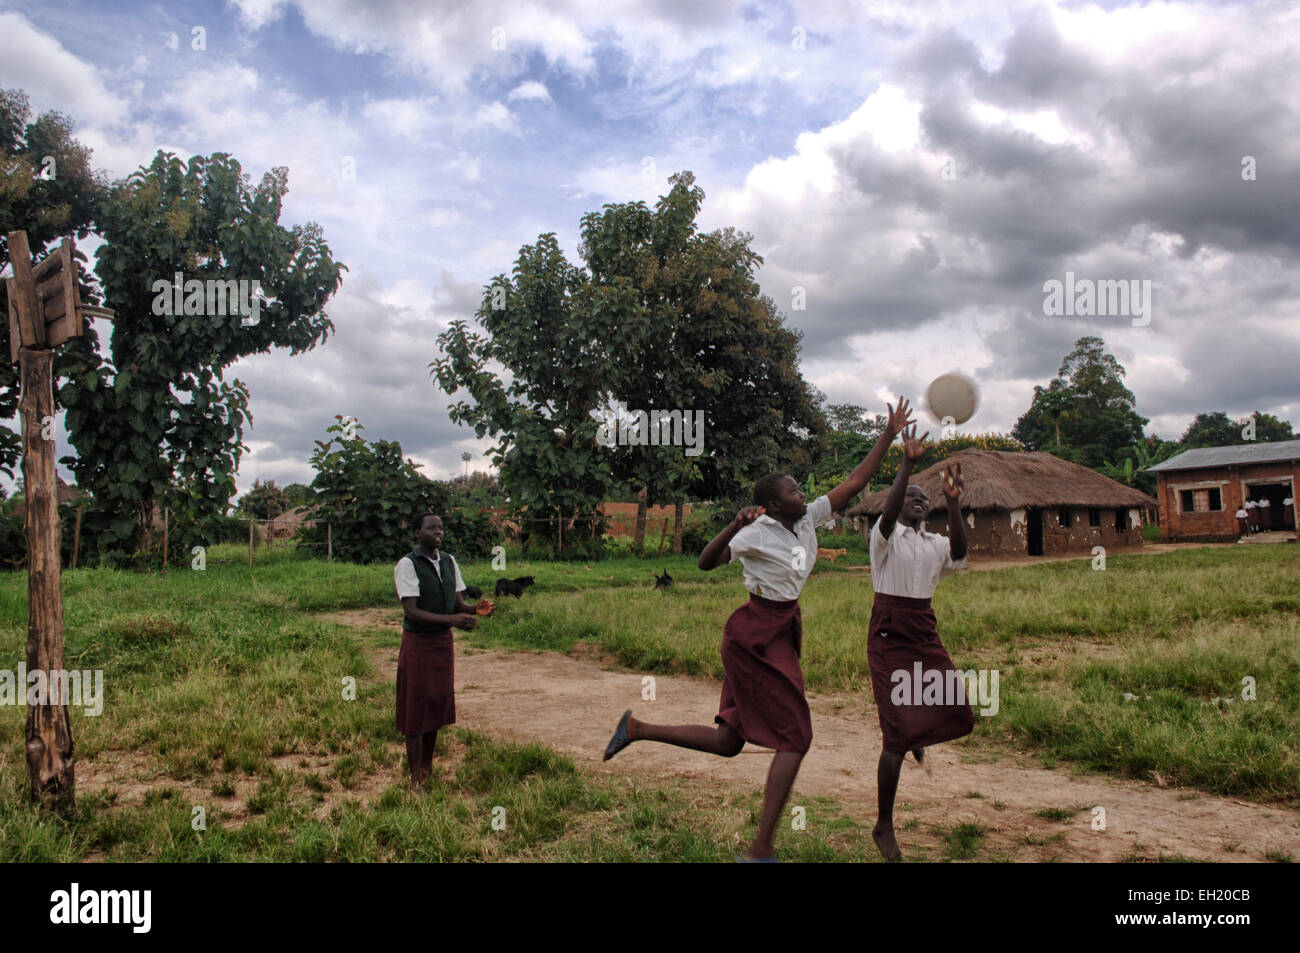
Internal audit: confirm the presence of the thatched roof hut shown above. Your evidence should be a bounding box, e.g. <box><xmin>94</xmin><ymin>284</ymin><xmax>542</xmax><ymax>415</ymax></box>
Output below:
<box><xmin>848</xmin><ymin>450</ymin><xmax>1155</xmax><ymax>516</ymax></box>
<box><xmin>847</xmin><ymin>450</ymin><xmax>1156</xmax><ymax>557</ymax></box>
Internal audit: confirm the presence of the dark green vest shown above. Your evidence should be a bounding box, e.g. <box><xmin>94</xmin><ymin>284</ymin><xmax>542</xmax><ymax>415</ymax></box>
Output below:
<box><xmin>404</xmin><ymin>549</ymin><xmax>458</xmax><ymax>631</ymax></box>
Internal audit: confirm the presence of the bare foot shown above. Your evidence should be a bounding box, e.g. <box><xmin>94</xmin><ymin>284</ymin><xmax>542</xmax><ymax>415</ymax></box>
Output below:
<box><xmin>873</xmin><ymin>824</ymin><xmax>903</xmax><ymax>862</ymax></box>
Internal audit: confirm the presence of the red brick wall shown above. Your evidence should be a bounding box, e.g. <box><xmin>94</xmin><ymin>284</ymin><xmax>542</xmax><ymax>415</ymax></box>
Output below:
<box><xmin>1158</xmin><ymin>461</ymin><xmax>1298</xmax><ymax>540</ymax></box>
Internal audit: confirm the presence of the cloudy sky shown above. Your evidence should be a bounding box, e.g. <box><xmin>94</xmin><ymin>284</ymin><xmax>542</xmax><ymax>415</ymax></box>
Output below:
<box><xmin>3</xmin><ymin>0</ymin><xmax>1297</xmax><ymax>493</ymax></box>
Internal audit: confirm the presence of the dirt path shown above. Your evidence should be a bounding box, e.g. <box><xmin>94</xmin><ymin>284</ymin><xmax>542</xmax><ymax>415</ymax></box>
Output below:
<box><xmin>327</xmin><ymin>607</ymin><xmax>1300</xmax><ymax>863</ymax></box>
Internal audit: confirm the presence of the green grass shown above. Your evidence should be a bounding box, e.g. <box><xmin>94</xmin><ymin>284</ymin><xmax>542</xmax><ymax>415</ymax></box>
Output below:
<box><xmin>1</xmin><ymin>538</ymin><xmax>1296</xmax><ymax>862</ymax></box>
<box><xmin>464</xmin><ymin>544</ymin><xmax>1300</xmax><ymax>802</ymax></box>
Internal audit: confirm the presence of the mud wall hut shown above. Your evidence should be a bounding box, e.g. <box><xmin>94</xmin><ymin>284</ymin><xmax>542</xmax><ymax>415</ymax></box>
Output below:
<box><xmin>846</xmin><ymin>449</ymin><xmax>1156</xmax><ymax>557</ymax></box>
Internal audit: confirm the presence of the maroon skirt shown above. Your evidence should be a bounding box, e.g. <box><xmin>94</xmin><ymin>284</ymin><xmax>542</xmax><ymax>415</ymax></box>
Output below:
<box><xmin>715</xmin><ymin>595</ymin><xmax>812</xmax><ymax>754</ymax></box>
<box><xmin>396</xmin><ymin>627</ymin><xmax>456</xmax><ymax>736</ymax></box>
<box><xmin>867</xmin><ymin>592</ymin><xmax>974</xmax><ymax>755</ymax></box>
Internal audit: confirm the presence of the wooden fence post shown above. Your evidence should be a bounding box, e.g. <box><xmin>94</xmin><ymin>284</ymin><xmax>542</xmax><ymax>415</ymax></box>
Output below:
<box><xmin>20</xmin><ymin>347</ymin><xmax>73</xmax><ymax>813</ymax></box>
<box><xmin>248</xmin><ymin>518</ymin><xmax>254</xmax><ymax>567</ymax></box>
<box><xmin>327</xmin><ymin>523</ymin><xmax>332</xmax><ymax>562</ymax></box>
<box><xmin>71</xmin><ymin>505</ymin><xmax>82</xmax><ymax>570</ymax></box>
<box><xmin>161</xmin><ymin>506</ymin><xmax>168</xmax><ymax>573</ymax></box>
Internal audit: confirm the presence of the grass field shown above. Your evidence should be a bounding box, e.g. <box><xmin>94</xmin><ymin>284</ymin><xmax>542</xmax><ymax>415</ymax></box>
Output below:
<box><xmin>0</xmin><ymin>539</ymin><xmax>1296</xmax><ymax>861</ymax></box>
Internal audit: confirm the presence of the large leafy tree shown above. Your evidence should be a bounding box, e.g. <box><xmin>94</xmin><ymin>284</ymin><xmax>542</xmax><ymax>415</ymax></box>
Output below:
<box><xmin>433</xmin><ymin>174</ymin><xmax>825</xmax><ymax>556</ymax></box>
<box><xmin>62</xmin><ymin>151</ymin><xmax>344</xmax><ymax>562</ymax></box>
<box><xmin>1180</xmin><ymin>410</ymin><xmax>1294</xmax><ymax>448</ymax></box>
<box><xmin>432</xmin><ymin>233</ymin><xmax>620</xmax><ymax>558</ymax></box>
<box><xmin>669</xmin><ymin>224</ymin><xmax>824</xmax><ymax>507</ymax></box>
<box><xmin>0</xmin><ymin>88</ymin><xmax>107</xmax><ymax>476</ymax></box>
<box><xmin>578</xmin><ymin>174</ymin><xmax>702</xmax><ymax>550</ymax></box>
<box><xmin>1012</xmin><ymin>336</ymin><xmax>1147</xmax><ymax>469</ymax></box>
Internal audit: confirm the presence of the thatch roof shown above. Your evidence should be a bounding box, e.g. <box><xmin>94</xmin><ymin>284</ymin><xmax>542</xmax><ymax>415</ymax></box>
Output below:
<box><xmin>847</xmin><ymin>449</ymin><xmax>1156</xmax><ymax>516</ymax></box>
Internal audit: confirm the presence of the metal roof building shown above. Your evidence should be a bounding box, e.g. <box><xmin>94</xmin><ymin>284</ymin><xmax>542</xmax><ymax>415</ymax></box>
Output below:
<box><xmin>1147</xmin><ymin>440</ymin><xmax>1298</xmax><ymax>541</ymax></box>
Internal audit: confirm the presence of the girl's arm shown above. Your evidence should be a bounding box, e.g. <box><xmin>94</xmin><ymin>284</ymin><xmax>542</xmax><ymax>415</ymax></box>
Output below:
<box><xmin>826</xmin><ymin>398</ymin><xmax>914</xmax><ymax>512</ymax></box>
<box><xmin>943</xmin><ymin>463</ymin><xmax>967</xmax><ymax>561</ymax></box>
<box><xmin>698</xmin><ymin>506</ymin><xmax>764</xmax><ymax>571</ymax></box>
<box><xmin>879</xmin><ymin>425</ymin><xmax>928</xmax><ymax>540</ymax></box>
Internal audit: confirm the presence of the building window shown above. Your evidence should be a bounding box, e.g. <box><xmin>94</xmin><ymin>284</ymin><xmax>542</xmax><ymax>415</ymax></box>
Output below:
<box><xmin>1088</xmin><ymin>508</ymin><xmax>1101</xmax><ymax>527</ymax></box>
<box><xmin>1208</xmin><ymin>488</ymin><xmax>1222</xmax><ymax>510</ymax></box>
<box><xmin>1181</xmin><ymin>490</ymin><xmax>1195</xmax><ymax>512</ymax></box>
<box><xmin>1058</xmin><ymin>507</ymin><xmax>1071</xmax><ymax>527</ymax></box>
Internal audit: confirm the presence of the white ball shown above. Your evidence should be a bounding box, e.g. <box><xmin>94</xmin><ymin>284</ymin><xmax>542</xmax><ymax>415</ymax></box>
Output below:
<box><xmin>926</xmin><ymin>372</ymin><xmax>979</xmax><ymax>426</ymax></box>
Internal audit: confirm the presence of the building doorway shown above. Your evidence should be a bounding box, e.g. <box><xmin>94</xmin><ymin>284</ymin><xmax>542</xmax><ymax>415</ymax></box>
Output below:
<box><xmin>1246</xmin><ymin>482</ymin><xmax>1293</xmax><ymax>530</ymax></box>
<box><xmin>1026</xmin><ymin>508</ymin><xmax>1043</xmax><ymax>556</ymax></box>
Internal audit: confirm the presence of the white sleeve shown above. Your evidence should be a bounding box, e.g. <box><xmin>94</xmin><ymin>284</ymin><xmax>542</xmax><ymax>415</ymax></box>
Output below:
<box><xmin>450</xmin><ymin>555</ymin><xmax>466</xmax><ymax>593</ymax></box>
<box><xmin>395</xmin><ymin>557</ymin><xmax>420</xmax><ymax>599</ymax></box>
<box><xmin>729</xmin><ymin>525</ymin><xmax>756</xmax><ymax>563</ymax></box>
<box><xmin>807</xmin><ymin>494</ymin><xmax>833</xmax><ymax>528</ymax></box>
<box><xmin>869</xmin><ymin>519</ymin><xmax>890</xmax><ymax>568</ymax></box>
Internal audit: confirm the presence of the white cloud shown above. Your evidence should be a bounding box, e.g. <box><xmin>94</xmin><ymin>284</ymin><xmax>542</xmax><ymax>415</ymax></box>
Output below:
<box><xmin>507</xmin><ymin>80</ymin><xmax>552</xmax><ymax>102</ymax></box>
<box><xmin>0</xmin><ymin>12</ymin><xmax>129</xmax><ymax>126</ymax></box>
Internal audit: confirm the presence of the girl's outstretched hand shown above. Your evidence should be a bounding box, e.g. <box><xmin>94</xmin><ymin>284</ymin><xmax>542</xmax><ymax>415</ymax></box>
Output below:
<box><xmin>902</xmin><ymin>424</ymin><xmax>929</xmax><ymax>462</ymax></box>
<box><xmin>942</xmin><ymin>462</ymin><xmax>963</xmax><ymax>500</ymax></box>
<box><xmin>885</xmin><ymin>397</ymin><xmax>915</xmax><ymax>438</ymax></box>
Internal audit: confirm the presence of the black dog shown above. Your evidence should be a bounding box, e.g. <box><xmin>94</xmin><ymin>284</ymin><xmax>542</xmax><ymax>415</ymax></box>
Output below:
<box><xmin>654</xmin><ymin>570</ymin><xmax>673</xmax><ymax>589</ymax></box>
<box><xmin>494</xmin><ymin>575</ymin><xmax>536</xmax><ymax>598</ymax></box>
<box><xmin>462</xmin><ymin>585</ymin><xmax>483</xmax><ymax>601</ymax></box>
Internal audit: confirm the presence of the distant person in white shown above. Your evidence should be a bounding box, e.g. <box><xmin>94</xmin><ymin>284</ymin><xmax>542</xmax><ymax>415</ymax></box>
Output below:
<box><xmin>1258</xmin><ymin>497</ymin><xmax>1271</xmax><ymax>530</ymax></box>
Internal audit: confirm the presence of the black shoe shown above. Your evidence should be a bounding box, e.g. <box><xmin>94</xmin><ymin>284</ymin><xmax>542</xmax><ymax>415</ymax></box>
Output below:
<box><xmin>603</xmin><ymin>709</ymin><xmax>633</xmax><ymax>762</ymax></box>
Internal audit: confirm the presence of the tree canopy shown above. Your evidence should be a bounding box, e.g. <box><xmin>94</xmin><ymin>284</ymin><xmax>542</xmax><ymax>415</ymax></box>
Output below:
<box><xmin>1011</xmin><ymin>336</ymin><xmax>1147</xmax><ymax>469</ymax></box>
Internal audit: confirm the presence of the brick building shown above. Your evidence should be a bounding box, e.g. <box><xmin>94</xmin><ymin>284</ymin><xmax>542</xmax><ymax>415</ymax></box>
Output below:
<box><xmin>1146</xmin><ymin>439</ymin><xmax>1300</xmax><ymax>541</ymax></box>
<box><xmin>847</xmin><ymin>449</ymin><xmax>1155</xmax><ymax>556</ymax></box>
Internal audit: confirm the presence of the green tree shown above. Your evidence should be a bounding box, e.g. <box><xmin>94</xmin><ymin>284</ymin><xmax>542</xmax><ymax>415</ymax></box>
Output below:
<box><xmin>61</xmin><ymin>151</ymin><xmax>344</xmax><ymax>564</ymax></box>
<box><xmin>236</xmin><ymin>478</ymin><xmax>287</xmax><ymax>520</ymax></box>
<box><xmin>1180</xmin><ymin>410</ymin><xmax>1294</xmax><ymax>448</ymax></box>
<box><xmin>0</xmin><ymin>87</ymin><xmax>108</xmax><ymax>477</ymax></box>
<box><xmin>433</xmin><ymin>174</ymin><xmax>825</xmax><ymax>556</ymax></box>
<box><xmin>1099</xmin><ymin>435</ymin><xmax>1181</xmax><ymax>496</ymax></box>
<box><xmin>1012</xmin><ymin>336</ymin><xmax>1147</xmax><ymax>468</ymax></box>
<box><xmin>432</xmin><ymin>233</ymin><xmax>617</xmax><ymax>559</ymax></box>
<box><xmin>281</xmin><ymin>482</ymin><xmax>314</xmax><ymax>508</ymax></box>
<box><xmin>302</xmin><ymin>417</ymin><xmax>493</xmax><ymax>563</ymax></box>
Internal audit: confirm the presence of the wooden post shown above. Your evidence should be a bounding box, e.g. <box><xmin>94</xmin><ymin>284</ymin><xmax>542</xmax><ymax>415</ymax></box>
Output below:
<box><xmin>248</xmin><ymin>518</ymin><xmax>254</xmax><ymax>567</ymax></box>
<box><xmin>161</xmin><ymin>506</ymin><xmax>168</xmax><ymax>573</ymax></box>
<box><xmin>558</xmin><ymin>514</ymin><xmax>563</xmax><ymax>554</ymax></box>
<box><xmin>7</xmin><ymin>230</ymin><xmax>107</xmax><ymax>816</ymax></box>
<box><xmin>19</xmin><ymin>348</ymin><xmax>73</xmax><ymax>813</ymax></box>
<box><xmin>326</xmin><ymin>522</ymin><xmax>332</xmax><ymax>562</ymax></box>
<box><xmin>656</xmin><ymin>517</ymin><xmax>669</xmax><ymax>558</ymax></box>
<box><xmin>71</xmin><ymin>505</ymin><xmax>82</xmax><ymax>570</ymax></box>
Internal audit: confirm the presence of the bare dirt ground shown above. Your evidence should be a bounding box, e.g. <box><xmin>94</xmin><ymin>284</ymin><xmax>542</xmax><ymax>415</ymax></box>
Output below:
<box><xmin>325</xmin><ymin>605</ymin><xmax>1300</xmax><ymax>863</ymax></box>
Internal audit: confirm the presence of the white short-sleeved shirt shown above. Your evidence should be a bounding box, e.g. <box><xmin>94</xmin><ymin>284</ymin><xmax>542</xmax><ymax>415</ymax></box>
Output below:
<box><xmin>1285</xmin><ymin>498</ymin><xmax>1294</xmax><ymax>506</ymax></box>
<box><xmin>869</xmin><ymin>519</ymin><xmax>966</xmax><ymax>599</ymax></box>
<box><xmin>394</xmin><ymin>550</ymin><xmax>466</xmax><ymax>600</ymax></box>
<box><xmin>1260</xmin><ymin>499</ymin><xmax>1270</xmax><ymax>507</ymax></box>
<box><xmin>1245</xmin><ymin>501</ymin><xmax>1257</xmax><ymax>508</ymax></box>
<box><xmin>1235</xmin><ymin>509</ymin><xmax>1248</xmax><ymax>518</ymax></box>
<box><xmin>728</xmin><ymin>495</ymin><xmax>833</xmax><ymax>602</ymax></box>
